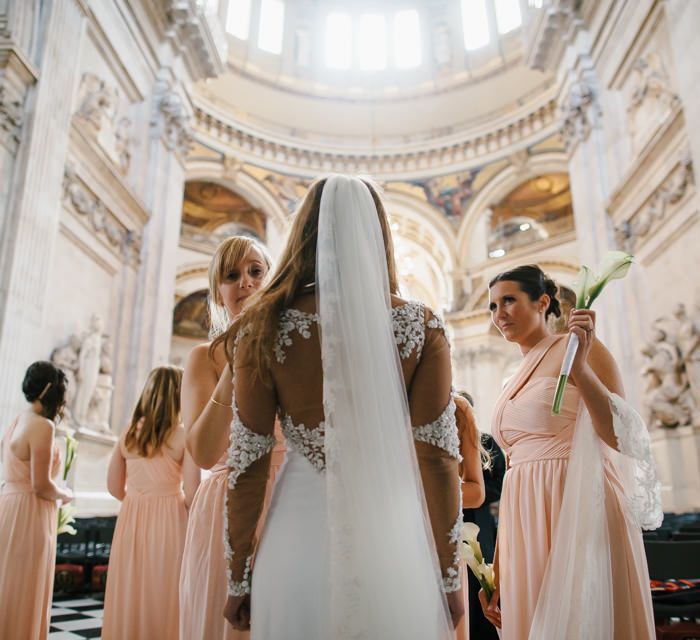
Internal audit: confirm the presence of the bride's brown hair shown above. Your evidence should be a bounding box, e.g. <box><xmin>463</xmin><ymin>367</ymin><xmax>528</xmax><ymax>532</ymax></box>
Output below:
<box><xmin>214</xmin><ymin>176</ymin><xmax>399</xmax><ymax>381</ymax></box>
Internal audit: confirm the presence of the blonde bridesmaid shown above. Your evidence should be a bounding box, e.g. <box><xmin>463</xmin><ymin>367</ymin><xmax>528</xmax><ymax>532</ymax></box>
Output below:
<box><xmin>0</xmin><ymin>361</ymin><xmax>71</xmax><ymax>640</ymax></box>
<box><xmin>180</xmin><ymin>236</ymin><xmax>284</xmax><ymax>640</ymax></box>
<box><xmin>102</xmin><ymin>365</ymin><xmax>198</xmax><ymax>640</ymax></box>
<box><xmin>481</xmin><ymin>265</ymin><xmax>655</xmax><ymax>640</ymax></box>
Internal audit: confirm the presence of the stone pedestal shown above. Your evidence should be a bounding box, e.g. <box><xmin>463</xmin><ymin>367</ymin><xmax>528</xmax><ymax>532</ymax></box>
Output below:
<box><xmin>650</xmin><ymin>425</ymin><xmax>700</xmax><ymax>513</ymax></box>
<box><xmin>73</xmin><ymin>429</ymin><xmax>120</xmax><ymax>516</ymax></box>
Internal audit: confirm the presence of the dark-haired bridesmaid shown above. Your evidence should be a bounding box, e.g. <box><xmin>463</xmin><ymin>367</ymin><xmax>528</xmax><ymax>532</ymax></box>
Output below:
<box><xmin>0</xmin><ymin>361</ymin><xmax>73</xmax><ymax>640</ymax></box>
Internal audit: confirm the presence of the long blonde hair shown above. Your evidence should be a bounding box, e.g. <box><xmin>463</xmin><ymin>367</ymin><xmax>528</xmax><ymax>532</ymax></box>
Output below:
<box><xmin>215</xmin><ymin>176</ymin><xmax>398</xmax><ymax>381</ymax></box>
<box><xmin>124</xmin><ymin>366</ymin><xmax>184</xmax><ymax>457</ymax></box>
<box><xmin>208</xmin><ymin>235</ymin><xmax>273</xmax><ymax>338</ymax></box>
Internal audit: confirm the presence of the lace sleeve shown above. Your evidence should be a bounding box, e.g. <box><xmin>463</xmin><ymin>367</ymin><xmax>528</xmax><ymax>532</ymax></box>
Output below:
<box><xmin>224</xmin><ymin>339</ymin><xmax>278</xmax><ymax>597</ymax></box>
<box><xmin>608</xmin><ymin>393</ymin><xmax>663</xmax><ymax>530</ymax></box>
<box><xmin>409</xmin><ymin>308</ymin><xmax>462</xmax><ymax>593</ymax></box>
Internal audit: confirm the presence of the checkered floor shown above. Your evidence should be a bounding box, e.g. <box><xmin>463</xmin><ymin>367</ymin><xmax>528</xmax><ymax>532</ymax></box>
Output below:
<box><xmin>49</xmin><ymin>596</ymin><xmax>103</xmax><ymax>639</ymax></box>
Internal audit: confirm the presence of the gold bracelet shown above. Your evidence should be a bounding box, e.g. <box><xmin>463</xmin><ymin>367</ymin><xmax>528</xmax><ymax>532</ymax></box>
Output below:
<box><xmin>209</xmin><ymin>396</ymin><xmax>232</xmax><ymax>409</ymax></box>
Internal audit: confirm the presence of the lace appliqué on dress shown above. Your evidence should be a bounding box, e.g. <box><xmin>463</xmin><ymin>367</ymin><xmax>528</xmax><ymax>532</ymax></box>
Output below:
<box><xmin>426</xmin><ymin>312</ymin><xmax>451</xmax><ymax>347</ymax></box>
<box><xmin>608</xmin><ymin>393</ymin><xmax>663</xmax><ymax>530</ymax></box>
<box><xmin>413</xmin><ymin>398</ymin><xmax>462</xmax><ymax>461</ymax></box>
<box><xmin>443</xmin><ymin>512</ymin><xmax>463</xmax><ymax>593</ymax></box>
<box><xmin>392</xmin><ymin>302</ymin><xmax>426</xmax><ymax>360</ymax></box>
<box><xmin>274</xmin><ymin>308</ymin><xmax>319</xmax><ymax>364</ymax></box>
<box><xmin>281</xmin><ymin>415</ymin><xmax>326</xmax><ymax>472</ymax></box>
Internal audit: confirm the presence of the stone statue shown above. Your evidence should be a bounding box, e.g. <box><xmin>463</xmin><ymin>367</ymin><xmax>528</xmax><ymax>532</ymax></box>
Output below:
<box><xmin>50</xmin><ymin>334</ymin><xmax>81</xmax><ymax>423</ymax></box>
<box><xmin>675</xmin><ymin>302</ymin><xmax>700</xmax><ymax>424</ymax></box>
<box><xmin>87</xmin><ymin>373</ymin><xmax>114</xmax><ymax>434</ymax></box>
<box><xmin>641</xmin><ymin>322</ymin><xmax>693</xmax><ymax>428</ymax></box>
<box><xmin>72</xmin><ymin>315</ymin><xmax>104</xmax><ymax>426</ymax></box>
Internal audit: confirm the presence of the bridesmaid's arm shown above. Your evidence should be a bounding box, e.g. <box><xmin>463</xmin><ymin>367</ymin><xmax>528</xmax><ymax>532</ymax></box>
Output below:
<box><xmin>454</xmin><ymin>395</ymin><xmax>486</xmax><ymax>509</ymax></box>
<box><xmin>183</xmin><ymin>343</ymin><xmax>233</xmax><ymax>470</ymax></box>
<box><xmin>182</xmin><ymin>450</ymin><xmax>201</xmax><ymax>509</ymax></box>
<box><xmin>568</xmin><ymin>310</ymin><xmax>624</xmax><ymax>450</ymax></box>
<box><xmin>106</xmin><ymin>436</ymin><xmax>126</xmax><ymax>501</ymax></box>
<box><xmin>28</xmin><ymin>417</ymin><xmax>72</xmax><ymax>503</ymax></box>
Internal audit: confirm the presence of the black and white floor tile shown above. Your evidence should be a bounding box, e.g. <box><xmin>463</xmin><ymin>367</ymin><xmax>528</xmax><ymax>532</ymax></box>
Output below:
<box><xmin>49</xmin><ymin>596</ymin><xmax>104</xmax><ymax>639</ymax></box>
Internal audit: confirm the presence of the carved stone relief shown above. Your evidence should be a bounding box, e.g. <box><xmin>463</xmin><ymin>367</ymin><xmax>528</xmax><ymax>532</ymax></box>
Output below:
<box><xmin>615</xmin><ymin>151</ymin><xmax>694</xmax><ymax>252</ymax></box>
<box><xmin>152</xmin><ymin>79</ymin><xmax>192</xmax><ymax>157</ymax></box>
<box><xmin>560</xmin><ymin>80</ymin><xmax>601</xmax><ymax>149</ymax></box>
<box><xmin>642</xmin><ymin>303</ymin><xmax>700</xmax><ymax>429</ymax></box>
<box><xmin>627</xmin><ymin>53</ymin><xmax>680</xmax><ymax>151</ymax></box>
<box><xmin>0</xmin><ymin>85</ymin><xmax>24</xmax><ymax>150</ymax></box>
<box><xmin>74</xmin><ymin>73</ymin><xmax>132</xmax><ymax>174</ymax></box>
<box><xmin>62</xmin><ymin>164</ymin><xmax>143</xmax><ymax>265</ymax></box>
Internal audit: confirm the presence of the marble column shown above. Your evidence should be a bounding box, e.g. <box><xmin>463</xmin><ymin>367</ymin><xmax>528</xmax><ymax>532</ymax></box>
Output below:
<box><xmin>117</xmin><ymin>76</ymin><xmax>190</xmax><ymax>427</ymax></box>
<box><xmin>664</xmin><ymin>0</ymin><xmax>700</xmax><ymax>184</ymax></box>
<box><xmin>0</xmin><ymin>0</ymin><xmax>87</xmax><ymax>429</ymax></box>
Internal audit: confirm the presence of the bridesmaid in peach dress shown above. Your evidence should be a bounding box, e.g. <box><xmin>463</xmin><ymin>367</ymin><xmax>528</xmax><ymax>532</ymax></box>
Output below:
<box><xmin>181</xmin><ymin>236</ymin><xmax>284</xmax><ymax>640</ymax></box>
<box><xmin>454</xmin><ymin>391</ymin><xmax>488</xmax><ymax>640</ymax></box>
<box><xmin>0</xmin><ymin>362</ymin><xmax>72</xmax><ymax>640</ymax></box>
<box><xmin>480</xmin><ymin>265</ymin><xmax>655</xmax><ymax>640</ymax></box>
<box><xmin>102</xmin><ymin>365</ymin><xmax>198</xmax><ymax>640</ymax></box>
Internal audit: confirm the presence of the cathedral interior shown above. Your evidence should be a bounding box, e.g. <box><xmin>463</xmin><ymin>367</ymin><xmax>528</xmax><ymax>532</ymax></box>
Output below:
<box><xmin>0</xmin><ymin>0</ymin><xmax>699</xmax><ymax>518</ymax></box>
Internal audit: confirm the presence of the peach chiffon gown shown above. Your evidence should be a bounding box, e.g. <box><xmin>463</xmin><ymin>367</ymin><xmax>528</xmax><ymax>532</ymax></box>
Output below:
<box><xmin>102</xmin><ymin>444</ymin><xmax>188</xmax><ymax>640</ymax></box>
<box><xmin>179</xmin><ymin>423</ymin><xmax>285</xmax><ymax>640</ymax></box>
<box><xmin>0</xmin><ymin>419</ymin><xmax>60</xmax><ymax>640</ymax></box>
<box><xmin>492</xmin><ymin>335</ymin><xmax>655</xmax><ymax>640</ymax></box>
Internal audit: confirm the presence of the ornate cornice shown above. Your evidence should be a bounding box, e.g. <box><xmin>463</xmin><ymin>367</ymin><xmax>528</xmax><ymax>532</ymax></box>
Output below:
<box><xmin>62</xmin><ymin>164</ymin><xmax>142</xmax><ymax>266</ymax></box>
<box><xmin>191</xmin><ymin>96</ymin><xmax>560</xmax><ymax>179</ymax></box>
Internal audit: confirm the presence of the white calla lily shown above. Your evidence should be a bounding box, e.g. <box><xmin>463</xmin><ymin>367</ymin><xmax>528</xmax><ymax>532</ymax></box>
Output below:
<box><xmin>461</xmin><ymin>522</ymin><xmax>480</xmax><ymax>543</ymax></box>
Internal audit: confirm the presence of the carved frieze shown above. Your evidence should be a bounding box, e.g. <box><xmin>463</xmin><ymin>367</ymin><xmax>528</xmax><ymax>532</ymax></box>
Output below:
<box><xmin>614</xmin><ymin>151</ymin><xmax>694</xmax><ymax>252</ymax></box>
<box><xmin>62</xmin><ymin>165</ymin><xmax>142</xmax><ymax>265</ymax></box>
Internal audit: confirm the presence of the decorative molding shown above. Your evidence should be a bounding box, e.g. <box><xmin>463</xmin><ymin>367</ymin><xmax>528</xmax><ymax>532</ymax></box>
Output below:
<box><xmin>523</xmin><ymin>0</ymin><xmax>581</xmax><ymax>72</ymax></box>
<box><xmin>0</xmin><ymin>85</ymin><xmax>23</xmax><ymax>149</ymax></box>
<box><xmin>560</xmin><ymin>80</ymin><xmax>601</xmax><ymax>149</ymax></box>
<box><xmin>614</xmin><ymin>151</ymin><xmax>695</xmax><ymax>252</ymax></box>
<box><xmin>192</xmin><ymin>97</ymin><xmax>560</xmax><ymax>178</ymax></box>
<box><xmin>62</xmin><ymin>165</ymin><xmax>142</xmax><ymax>266</ymax></box>
<box><xmin>152</xmin><ymin>79</ymin><xmax>193</xmax><ymax>158</ymax></box>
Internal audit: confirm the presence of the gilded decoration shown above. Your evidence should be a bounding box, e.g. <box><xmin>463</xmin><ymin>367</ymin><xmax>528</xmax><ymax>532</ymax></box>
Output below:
<box><xmin>173</xmin><ymin>289</ymin><xmax>209</xmax><ymax>340</ymax></box>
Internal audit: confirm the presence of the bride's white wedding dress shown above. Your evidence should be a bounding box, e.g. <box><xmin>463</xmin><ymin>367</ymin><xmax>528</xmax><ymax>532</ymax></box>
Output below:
<box><xmin>223</xmin><ymin>176</ymin><xmax>463</xmax><ymax>639</ymax></box>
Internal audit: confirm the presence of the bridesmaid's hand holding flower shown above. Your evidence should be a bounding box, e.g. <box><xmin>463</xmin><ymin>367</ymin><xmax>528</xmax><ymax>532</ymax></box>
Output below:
<box><xmin>479</xmin><ymin>587</ymin><xmax>501</xmax><ymax>629</ymax></box>
<box><xmin>568</xmin><ymin>309</ymin><xmax>596</xmax><ymax>380</ymax></box>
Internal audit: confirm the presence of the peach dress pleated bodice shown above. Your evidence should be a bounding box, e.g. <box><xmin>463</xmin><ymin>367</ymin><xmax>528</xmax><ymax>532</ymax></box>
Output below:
<box><xmin>492</xmin><ymin>335</ymin><xmax>654</xmax><ymax>640</ymax></box>
<box><xmin>179</xmin><ymin>422</ymin><xmax>285</xmax><ymax>640</ymax></box>
<box><xmin>102</xmin><ymin>446</ymin><xmax>188</xmax><ymax>640</ymax></box>
<box><xmin>0</xmin><ymin>419</ymin><xmax>60</xmax><ymax>640</ymax></box>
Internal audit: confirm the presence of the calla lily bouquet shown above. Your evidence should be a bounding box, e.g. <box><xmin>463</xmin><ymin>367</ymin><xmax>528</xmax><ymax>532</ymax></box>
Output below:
<box><xmin>57</xmin><ymin>433</ymin><xmax>78</xmax><ymax>536</ymax></box>
<box><xmin>551</xmin><ymin>251</ymin><xmax>634</xmax><ymax>415</ymax></box>
<box><xmin>460</xmin><ymin>522</ymin><xmax>496</xmax><ymax>600</ymax></box>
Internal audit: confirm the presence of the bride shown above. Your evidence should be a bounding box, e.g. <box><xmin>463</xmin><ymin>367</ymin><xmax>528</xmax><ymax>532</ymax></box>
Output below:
<box><xmin>219</xmin><ymin>175</ymin><xmax>464</xmax><ymax>639</ymax></box>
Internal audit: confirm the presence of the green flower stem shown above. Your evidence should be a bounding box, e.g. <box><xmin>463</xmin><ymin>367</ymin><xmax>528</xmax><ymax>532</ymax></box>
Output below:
<box><xmin>551</xmin><ymin>374</ymin><xmax>568</xmax><ymax>416</ymax></box>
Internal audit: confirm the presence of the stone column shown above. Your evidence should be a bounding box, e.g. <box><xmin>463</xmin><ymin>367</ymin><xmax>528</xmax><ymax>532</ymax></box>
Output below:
<box><xmin>0</xmin><ymin>0</ymin><xmax>87</xmax><ymax>428</ymax></box>
<box><xmin>559</xmin><ymin>56</ymin><xmax>641</xmax><ymax>406</ymax></box>
<box><xmin>664</xmin><ymin>0</ymin><xmax>700</xmax><ymax>182</ymax></box>
<box><xmin>117</xmin><ymin>75</ymin><xmax>191</xmax><ymax>426</ymax></box>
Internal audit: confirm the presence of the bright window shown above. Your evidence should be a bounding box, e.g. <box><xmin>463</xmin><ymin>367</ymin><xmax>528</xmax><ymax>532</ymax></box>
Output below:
<box><xmin>226</xmin><ymin>0</ymin><xmax>252</xmax><ymax>40</ymax></box>
<box><xmin>326</xmin><ymin>13</ymin><xmax>353</xmax><ymax>69</ymax></box>
<box><xmin>393</xmin><ymin>10</ymin><xmax>421</xmax><ymax>69</ymax></box>
<box><xmin>359</xmin><ymin>14</ymin><xmax>388</xmax><ymax>71</ymax></box>
<box><xmin>460</xmin><ymin>0</ymin><xmax>490</xmax><ymax>50</ymax></box>
<box><xmin>495</xmin><ymin>0</ymin><xmax>522</xmax><ymax>33</ymax></box>
<box><xmin>258</xmin><ymin>0</ymin><xmax>285</xmax><ymax>54</ymax></box>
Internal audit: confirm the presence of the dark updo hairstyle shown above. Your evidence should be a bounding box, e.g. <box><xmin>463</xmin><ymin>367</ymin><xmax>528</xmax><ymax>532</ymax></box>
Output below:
<box><xmin>488</xmin><ymin>264</ymin><xmax>561</xmax><ymax>319</ymax></box>
<box><xmin>22</xmin><ymin>361</ymin><xmax>68</xmax><ymax>422</ymax></box>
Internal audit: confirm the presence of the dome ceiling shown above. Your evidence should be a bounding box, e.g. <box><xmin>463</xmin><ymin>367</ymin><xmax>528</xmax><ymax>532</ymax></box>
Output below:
<box><xmin>196</xmin><ymin>0</ymin><xmax>552</xmax><ymax>144</ymax></box>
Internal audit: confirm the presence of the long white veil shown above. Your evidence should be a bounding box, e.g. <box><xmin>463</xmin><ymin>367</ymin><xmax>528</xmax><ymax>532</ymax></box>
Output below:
<box><xmin>529</xmin><ymin>394</ymin><xmax>662</xmax><ymax>639</ymax></box>
<box><xmin>316</xmin><ymin>175</ymin><xmax>453</xmax><ymax>639</ymax></box>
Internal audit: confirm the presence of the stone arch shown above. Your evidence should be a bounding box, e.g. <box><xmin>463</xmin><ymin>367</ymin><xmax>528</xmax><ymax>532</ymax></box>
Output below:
<box><xmin>456</xmin><ymin>152</ymin><xmax>570</xmax><ymax>270</ymax></box>
<box><xmin>185</xmin><ymin>158</ymin><xmax>290</xmax><ymax>257</ymax></box>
